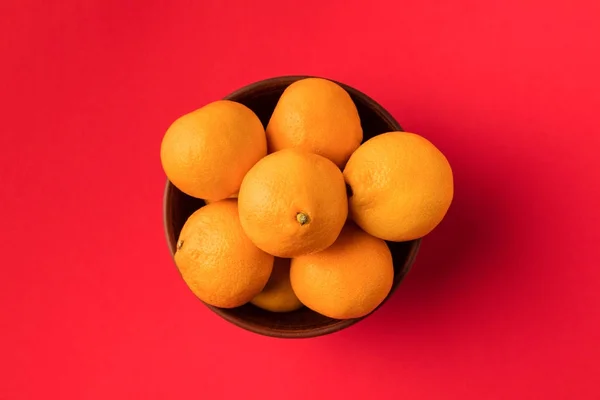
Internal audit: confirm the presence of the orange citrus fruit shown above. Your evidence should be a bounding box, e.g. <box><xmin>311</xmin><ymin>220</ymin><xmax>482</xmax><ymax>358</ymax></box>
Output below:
<box><xmin>204</xmin><ymin>193</ymin><xmax>238</xmax><ymax>205</ymax></box>
<box><xmin>160</xmin><ymin>100</ymin><xmax>266</xmax><ymax>200</ymax></box>
<box><xmin>266</xmin><ymin>77</ymin><xmax>363</xmax><ymax>168</ymax></box>
<box><xmin>238</xmin><ymin>148</ymin><xmax>348</xmax><ymax>258</ymax></box>
<box><xmin>174</xmin><ymin>200</ymin><xmax>274</xmax><ymax>308</ymax></box>
<box><xmin>250</xmin><ymin>258</ymin><xmax>303</xmax><ymax>312</ymax></box>
<box><xmin>344</xmin><ymin>131</ymin><xmax>453</xmax><ymax>242</ymax></box>
<box><xmin>290</xmin><ymin>223</ymin><xmax>394</xmax><ymax>319</ymax></box>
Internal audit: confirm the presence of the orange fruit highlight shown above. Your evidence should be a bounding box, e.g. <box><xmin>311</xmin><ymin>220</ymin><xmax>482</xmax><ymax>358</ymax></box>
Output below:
<box><xmin>251</xmin><ymin>258</ymin><xmax>303</xmax><ymax>312</ymax></box>
<box><xmin>344</xmin><ymin>131</ymin><xmax>454</xmax><ymax>242</ymax></box>
<box><xmin>204</xmin><ymin>193</ymin><xmax>238</xmax><ymax>205</ymax></box>
<box><xmin>266</xmin><ymin>78</ymin><xmax>363</xmax><ymax>168</ymax></box>
<box><xmin>290</xmin><ymin>223</ymin><xmax>394</xmax><ymax>319</ymax></box>
<box><xmin>160</xmin><ymin>100</ymin><xmax>266</xmax><ymax>200</ymax></box>
<box><xmin>238</xmin><ymin>148</ymin><xmax>348</xmax><ymax>258</ymax></box>
<box><xmin>175</xmin><ymin>200</ymin><xmax>274</xmax><ymax>308</ymax></box>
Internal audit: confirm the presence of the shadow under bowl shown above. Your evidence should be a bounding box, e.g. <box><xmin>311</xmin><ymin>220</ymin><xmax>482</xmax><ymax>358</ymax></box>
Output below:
<box><xmin>163</xmin><ymin>75</ymin><xmax>421</xmax><ymax>339</ymax></box>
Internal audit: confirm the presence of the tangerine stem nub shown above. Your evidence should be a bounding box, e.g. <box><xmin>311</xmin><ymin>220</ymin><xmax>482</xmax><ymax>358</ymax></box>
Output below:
<box><xmin>177</xmin><ymin>240</ymin><xmax>184</xmax><ymax>250</ymax></box>
<box><xmin>296</xmin><ymin>212</ymin><xmax>311</xmax><ymax>226</ymax></box>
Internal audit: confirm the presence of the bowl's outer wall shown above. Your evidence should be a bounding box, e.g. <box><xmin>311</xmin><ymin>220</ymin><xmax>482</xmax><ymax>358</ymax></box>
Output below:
<box><xmin>163</xmin><ymin>76</ymin><xmax>422</xmax><ymax>338</ymax></box>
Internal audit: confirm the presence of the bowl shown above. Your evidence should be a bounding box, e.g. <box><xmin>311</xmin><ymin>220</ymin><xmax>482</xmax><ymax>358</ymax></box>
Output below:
<box><xmin>163</xmin><ymin>75</ymin><xmax>422</xmax><ymax>338</ymax></box>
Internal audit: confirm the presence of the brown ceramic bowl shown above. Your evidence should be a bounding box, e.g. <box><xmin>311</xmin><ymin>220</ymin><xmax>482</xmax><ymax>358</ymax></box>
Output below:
<box><xmin>163</xmin><ymin>75</ymin><xmax>421</xmax><ymax>339</ymax></box>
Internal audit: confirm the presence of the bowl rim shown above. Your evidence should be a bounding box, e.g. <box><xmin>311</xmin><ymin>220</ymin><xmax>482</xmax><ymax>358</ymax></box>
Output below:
<box><xmin>162</xmin><ymin>74</ymin><xmax>422</xmax><ymax>339</ymax></box>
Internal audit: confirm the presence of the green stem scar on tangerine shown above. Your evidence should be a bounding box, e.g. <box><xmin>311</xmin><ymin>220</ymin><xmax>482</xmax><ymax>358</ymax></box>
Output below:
<box><xmin>296</xmin><ymin>212</ymin><xmax>311</xmax><ymax>226</ymax></box>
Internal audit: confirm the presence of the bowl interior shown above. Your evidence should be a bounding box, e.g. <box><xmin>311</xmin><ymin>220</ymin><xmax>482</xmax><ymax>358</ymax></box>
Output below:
<box><xmin>163</xmin><ymin>76</ymin><xmax>421</xmax><ymax>338</ymax></box>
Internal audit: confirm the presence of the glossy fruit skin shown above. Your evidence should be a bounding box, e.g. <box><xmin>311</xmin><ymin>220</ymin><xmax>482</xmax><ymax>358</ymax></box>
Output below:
<box><xmin>290</xmin><ymin>223</ymin><xmax>394</xmax><ymax>320</ymax></box>
<box><xmin>344</xmin><ymin>131</ymin><xmax>454</xmax><ymax>242</ymax></box>
<box><xmin>251</xmin><ymin>258</ymin><xmax>303</xmax><ymax>312</ymax></box>
<box><xmin>160</xmin><ymin>100</ymin><xmax>267</xmax><ymax>201</ymax></box>
<box><xmin>238</xmin><ymin>148</ymin><xmax>348</xmax><ymax>258</ymax></box>
<box><xmin>266</xmin><ymin>77</ymin><xmax>363</xmax><ymax>168</ymax></box>
<box><xmin>174</xmin><ymin>200</ymin><xmax>274</xmax><ymax>308</ymax></box>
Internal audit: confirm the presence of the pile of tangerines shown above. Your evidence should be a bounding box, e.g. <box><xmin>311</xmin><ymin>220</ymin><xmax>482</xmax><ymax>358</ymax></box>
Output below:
<box><xmin>160</xmin><ymin>78</ymin><xmax>453</xmax><ymax>320</ymax></box>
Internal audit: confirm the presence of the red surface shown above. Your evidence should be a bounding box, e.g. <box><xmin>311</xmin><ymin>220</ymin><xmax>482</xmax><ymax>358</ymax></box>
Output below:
<box><xmin>1</xmin><ymin>1</ymin><xmax>599</xmax><ymax>398</ymax></box>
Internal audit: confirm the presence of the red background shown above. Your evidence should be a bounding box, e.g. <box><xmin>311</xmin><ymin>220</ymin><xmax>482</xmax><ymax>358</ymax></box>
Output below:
<box><xmin>2</xmin><ymin>1</ymin><xmax>599</xmax><ymax>399</ymax></box>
